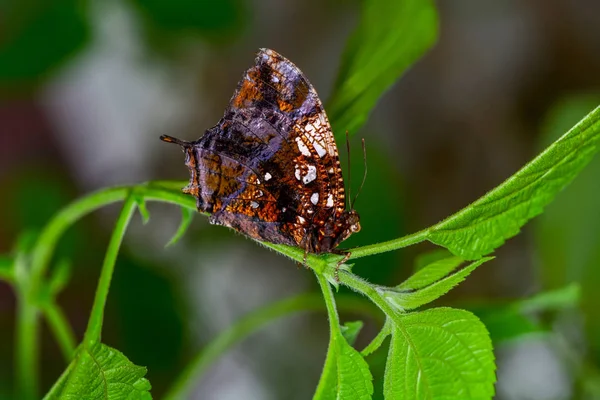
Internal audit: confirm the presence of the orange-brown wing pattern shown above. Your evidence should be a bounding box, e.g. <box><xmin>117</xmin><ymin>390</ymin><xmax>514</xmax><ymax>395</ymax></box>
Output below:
<box><xmin>162</xmin><ymin>49</ymin><xmax>360</xmax><ymax>254</ymax></box>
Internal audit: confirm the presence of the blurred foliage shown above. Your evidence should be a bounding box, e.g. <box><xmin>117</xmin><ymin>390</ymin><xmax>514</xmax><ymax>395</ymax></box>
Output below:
<box><xmin>129</xmin><ymin>0</ymin><xmax>247</xmax><ymax>46</ymax></box>
<box><xmin>535</xmin><ymin>96</ymin><xmax>600</xmax><ymax>375</ymax></box>
<box><xmin>0</xmin><ymin>1</ymin><xmax>89</xmax><ymax>86</ymax></box>
<box><xmin>470</xmin><ymin>284</ymin><xmax>580</xmax><ymax>344</ymax></box>
<box><xmin>339</xmin><ymin>135</ymin><xmax>405</xmax><ymax>285</ymax></box>
<box><xmin>109</xmin><ymin>254</ymin><xmax>187</xmax><ymax>396</ymax></box>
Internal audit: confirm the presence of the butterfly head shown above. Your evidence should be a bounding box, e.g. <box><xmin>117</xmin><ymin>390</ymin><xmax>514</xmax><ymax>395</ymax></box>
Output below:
<box><xmin>160</xmin><ymin>135</ymin><xmax>202</xmax><ymax>198</ymax></box>
<box><xmin>316</xmin><ymin>209</ymin><xmax>361</xmax><ymax>253</ymax></box>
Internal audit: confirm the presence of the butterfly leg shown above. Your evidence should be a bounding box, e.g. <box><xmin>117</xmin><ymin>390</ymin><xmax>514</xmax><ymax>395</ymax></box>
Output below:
<box><xmin>331</xmin><ymin>250</ymin><xmax>351</xmax><ymax>282</ymax></box>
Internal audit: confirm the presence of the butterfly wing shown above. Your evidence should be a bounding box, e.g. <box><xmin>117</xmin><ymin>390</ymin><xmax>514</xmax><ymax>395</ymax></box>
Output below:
<box><xmin>193</xmin><ymin>49</ymin><xmax>350</xmax><ymax>251</ymax></box>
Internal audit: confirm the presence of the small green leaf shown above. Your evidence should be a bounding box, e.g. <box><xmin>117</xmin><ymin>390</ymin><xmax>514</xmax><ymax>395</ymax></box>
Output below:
<box><xmin>361</xmin><ymin>319</ymin><xmax>391</xmax><ymax>357</ymax></box>
<box><xmin>425</xmin><ymin>105</ymin><xmax>600</xmax><ymax>260</ymax></box>
<box><xmin>166</xmin><ymin>207</ymin><xmax>193</xmax><ymax>247</ymax></box>
<box><xmin>48</xmin><ymin>258</ymin><xmax>71</xmax><ymax>295</ymax></box>
<box><xmin>470</xmin><ymin>284</ymin><xmax>580</xmax><ymax>344</ymax></box>
<box><xmin>341</xmin><ymin>321</ymin><xmax>364</xmax><ymax>346</ymax></box>
<box><xmin>46</xmin><ymin>342</ymin><xmax>152</xmax><ymax>399</ymax></box>
<box><xmin>399</xmin><ymin>255</ymin><xmax>464</xmax><ymax>291</ymax></box>
<box><xmin>413</xmin><ymin>249</ymin><xmax>453</xmax><ymax>272</ymax></box>
<box><xmin>517</xmin><ymin>282</ymin><xmax>580</xmax><ymax>313</ymax></box>
<box><xmin>0</xmin><ymin>255</ymin><xmax>14</xmax><ymax>283</ymax></box>
<box><xmin>133</xmin><ymin>195</ymin><xmax>150</xmax><ymax>224</ymax></box>
<box><xmin>475</xmin><ymin>308</ymin><xmax>541</xmax><ymax>344</ymax></box>
<box><xmin>383</xmin><ymin>257</ymin><xmax>492</xmax><ymax>310</ymax></box>
<box><xmin>336</xmin><ymin>334</ymin><xmax>374</xmax><ymax>400</ymax></box>
<box><xmin>313</xmin><ymin>331</ymin><xmax>374</xmax><ymax>400</ymax></box>
<box><xmin>385</xmin><ymin>308</ymin><xmax>495</xmax><ymax>399</ymax></box>
<box><xmin>328</xmin><ymin>0</ymin><xmax>438</xmax><ymax>135</ymax></box>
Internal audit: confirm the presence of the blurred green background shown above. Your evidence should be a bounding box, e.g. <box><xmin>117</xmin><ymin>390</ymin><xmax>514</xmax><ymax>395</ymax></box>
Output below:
<box><xmin>1</xmin><ymin>0</ymin><xmax>600</xmax><ymax>399</ymax></box>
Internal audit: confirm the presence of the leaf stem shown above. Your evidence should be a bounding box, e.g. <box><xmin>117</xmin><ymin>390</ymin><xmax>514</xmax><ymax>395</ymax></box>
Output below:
<box><xmin>316</xmin><ymin>272</ymin><xmax>341</xmax><ymax>331</ymax></box>
<box><xmin>348</xmin><ymin>229</ymin><xmax>429</xmax><ymax>260</ymax></box>
<box><xmin>41</xmin><ymin>302</ymin><xmax>77</xmax><ymax>360</ymax></box>
<box><xmin>83</xmin><ymin>196</ymin><xmax>137</xmax><ymax>345</ymax></box>
<box><xmin>337</xmin><ymin>270</ymin><xmax>399</xmax><ymax>320</ymax></box>
<box><xmin>15</xmin><ymin>295</ymin><xmax>38</xmax><ymax>400</ymax></box>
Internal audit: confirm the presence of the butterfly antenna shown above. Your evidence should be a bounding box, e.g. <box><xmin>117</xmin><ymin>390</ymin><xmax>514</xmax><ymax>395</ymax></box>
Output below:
<box><xmin>351</xmin><ymin>138</ymin><xmax>367</xmax><ymax>209</ymax></box>
<box><xmin>160</xmin><ymin>135</ymin><xmax>191</xmax><ymax>147</ymax></box>
<box><xmin>345</xmin><ymin>130</ymin><xmax>352</xmax><ymax>210</ymax></box>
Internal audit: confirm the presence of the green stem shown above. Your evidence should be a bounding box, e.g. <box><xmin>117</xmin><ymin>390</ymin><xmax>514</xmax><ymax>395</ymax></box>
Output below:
<box><xmin>360</xmin><ymin>318</ymin><xmax>391</xmax><ymax>356</ymax></box>
<box><xmin>164</xmin><ymin>293</ymin><xmax>380</xmax><ymax>400</ymax></box>
<box><xmin>41</xmin><ymin>302</ymin><xmax>77</xmax><ymax>360</ymax></box>
<box><xmin>15</xmin><ymin>295</ymin><xmax>38</xmax><ymax>400</ymax></box>
<box><xmin>348</xmin><ymin>229</ymin><xmax>429</xmax><ymax>260</ymax></box>
<box><xmin>16</xmin><ymin>183</ymin><xmax>194</xmax><ymax>397</ymax></box>
<box><xmin>337</xmin><ymin>270</ymin><xmax>400</xmax><ymax>320</ymax></box>
<box><xmin>83</xmin><ymin>196</ymin><xmax>137</xmax><ymax>345</ymax></box>
<box><xmin>316</xmin><ymin>272</ymin><xmax>341</xmax><ymax>332</ymax></box>
<box><xmin>313</xmin><ymin>272</ymin><xmax>343</xmax><ymax>399</ymax></box>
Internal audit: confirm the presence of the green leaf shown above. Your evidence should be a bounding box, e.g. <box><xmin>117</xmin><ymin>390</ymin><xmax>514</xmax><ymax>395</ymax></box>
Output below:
<box><xmin>517</xmin><ymin>282</ymin><xmax>580</xmax><ymax>313</ymax></box>
<box><xmin>48</xmin><ymin>258</ymin><xmax>72</xmax><ymax>295</ymax></box>
<box><xmin>45</xmin><ymin>342</ymin><xmax>152</xmax><ymax>399</ymax></box>
<box><xmin>328</xmin><ymin>0</ymin><xmax>438</xmax><ymax>135</ymax></box>
<box><xmin>385</xmin><ymin>308</ymin><xmax>495</xmax><ymax>399</ymax></box>
<box><xmin>413</xmin><ymin>249</ymin><xmax>453</xmax><ymax>272</ymax></box>
<box><xmin>336</xmin><ymin>334</ymin><xmax>374</xmax><ymax>400</ymax></box>
<box><xmin>426</xmin><ymin>105</ymin><xmax>600</xmax><ymax>260</ymax></box>
<box><xmin>133</xmin><ymin>195</ymin><xmax>150</xmax><ymax>224</ymax></box>
<box><xmin>313</xmin><ymin>330</ymin><xmax>373</xmax><ymax>400</ymax></box>
<box><xmin>383</xmin><ymin>257</ymin><xmax>492</xmax><ymax>310</ymax></box>
<box><xmin>166</xmin><ymin>207</ymin><xmax>194</xmax><ymax>247</ymax></box>
<box><xmin>399</xmin><ymin>255</ymin><xmax>464</xmax><ymax>291</ymax></box>
<box><xmin>341</xmin><ymin>321</ymin><xmax>364</xmax><ymax>346</ymax></box>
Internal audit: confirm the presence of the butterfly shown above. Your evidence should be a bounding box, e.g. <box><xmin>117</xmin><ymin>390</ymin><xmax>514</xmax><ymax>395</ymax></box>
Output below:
<box><xmin>161</xmin><ymin>48</ymin><xmax>360</xmax><ymax>265</ymax></box>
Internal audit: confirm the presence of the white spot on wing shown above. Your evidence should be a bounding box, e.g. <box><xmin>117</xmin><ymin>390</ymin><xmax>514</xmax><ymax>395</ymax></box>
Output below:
<box><xmin>251</xmin><ymin>201</ymin><xmax>259</xmax><ymax>209</ymax></box>
<box><xmin>313</xmin><ymin>141</ymin><xmax>326</xmax><ymax>157</ymax></box>
<box><xmin>264</xmin><ymin>172</ymin><xmax>272</xmax><ymax>181</ymax></box>
<box><xmin>303</xmin><ymin>165</ymin><xmax>317</xmax><ymax>184</ymax></box>
<box><xmin>295</xmin><ymin>137</ymin><xmax>311</xmax><ymax>157</ymax></box>
<box><xmin>326</xmin><ymin>194</ymin><xmax>334</xmax><ymax>208</ymax></box>
<box><xmin>297</xmin><ymin>216</ymin><xmax>306</xmax><ymax>224</ymax></box>
<box><xmin>310</xmin><ymin>192</ymin><xmax>319</xmax><ymax>205</ymax></box>
<box><xmin>295</xmin><ymin>165</ymin><xmax>301</xmax><ymax>181</ymax></box>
